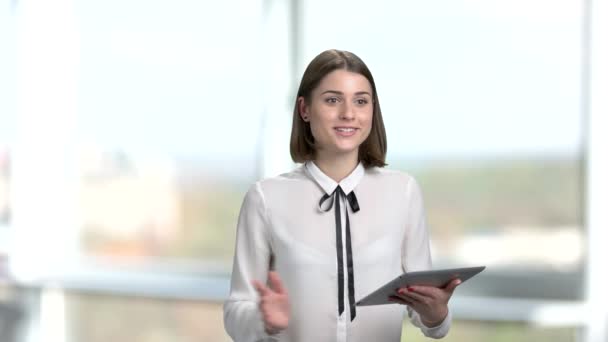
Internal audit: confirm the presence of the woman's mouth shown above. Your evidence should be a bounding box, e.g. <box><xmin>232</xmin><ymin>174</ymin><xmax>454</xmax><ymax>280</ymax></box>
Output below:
<box><xmin>334</xmin><ymin>127</ymin><xmax>358</xmax><ymax>137</ymax></box>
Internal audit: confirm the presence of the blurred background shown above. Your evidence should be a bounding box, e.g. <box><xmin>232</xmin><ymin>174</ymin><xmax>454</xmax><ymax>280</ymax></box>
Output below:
<box><xmin>0</xmin><ymin>0</ymin><xmax>607</xmax><ymax>341</ymax></box>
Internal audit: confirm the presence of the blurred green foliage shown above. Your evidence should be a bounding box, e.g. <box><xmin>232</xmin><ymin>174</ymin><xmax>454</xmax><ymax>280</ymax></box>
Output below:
<box><xmin>82</xmin><ymin>156</ymin><xmax>581</xmax><ymax>267</ymax></box>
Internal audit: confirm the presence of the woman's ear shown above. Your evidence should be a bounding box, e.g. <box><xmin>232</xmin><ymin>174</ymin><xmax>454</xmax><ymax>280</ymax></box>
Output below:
<box><xmin>297</xmin><ymin>97</ymin><xmax>309</xmax><ymax>122</ymax></box>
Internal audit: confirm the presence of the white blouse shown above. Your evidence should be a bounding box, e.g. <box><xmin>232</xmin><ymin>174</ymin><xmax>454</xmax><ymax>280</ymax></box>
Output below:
<box><xmin>223</xmin><ymin>161</ymin><xmax>451</xmax><ymax>342</ymax></box>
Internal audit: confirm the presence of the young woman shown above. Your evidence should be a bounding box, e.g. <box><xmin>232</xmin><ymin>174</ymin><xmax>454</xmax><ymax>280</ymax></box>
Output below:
<box><xmin>223</xmin><ymin>49</ymin><xmax>460</xmax><ymax>342</ymax></box>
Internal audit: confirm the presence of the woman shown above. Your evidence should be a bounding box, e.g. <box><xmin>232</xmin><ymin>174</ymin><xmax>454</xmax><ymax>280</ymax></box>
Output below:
<box><xmin>223</xmin><ymin>49</ymin><xmax>460</xmax><ymax>342</ymax></box>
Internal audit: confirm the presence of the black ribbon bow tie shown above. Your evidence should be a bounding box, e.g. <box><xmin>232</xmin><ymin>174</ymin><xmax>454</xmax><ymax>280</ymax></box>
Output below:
<box><xmin>319</xmin><ymin>186</ymin><xmax>360</xmax><ymax>321</ymax></box>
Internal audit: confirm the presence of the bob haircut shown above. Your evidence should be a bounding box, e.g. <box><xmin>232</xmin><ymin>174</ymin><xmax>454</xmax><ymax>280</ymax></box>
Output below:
<box><xmin>289</xmin><ymin>49</ymin><xmax>387</xmax><ymax>168</ymax></box>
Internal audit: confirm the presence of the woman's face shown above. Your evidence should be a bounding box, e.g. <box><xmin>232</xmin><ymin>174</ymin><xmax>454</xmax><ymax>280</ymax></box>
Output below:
<box><xmin>299</xmin><ymin>69</ymin><xmax>373</xmax><ymax>159</ymax></box>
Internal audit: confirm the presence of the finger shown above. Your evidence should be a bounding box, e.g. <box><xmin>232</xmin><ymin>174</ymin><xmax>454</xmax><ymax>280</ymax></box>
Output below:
<box><xmin>405</xmin><ymin>285</ymin><xmax>440</xmax><ymax>298</ymax></box>
<box><xmin>388</xmin><ymin>295</ymin><xmax>413</xmax><ymax>306</ymax></box>
<box><xmin>252</xmin><ymin>280</ymin><xmax>270</xmax><ymax>297</ymax></box>
<box><xmin>397</xmin><ymin>288</ymin><xmax>428</xmax><ymax>302</ymax></box>
<box><xmin>265</xmin><ymin>324</ymin><xmax>276</xmax><ymax>335</ymax></box>
<box><xmin>444</xmin><ymin>278</ymin><xmax>462</xmax><ymax>293</ymax></box>
<box><xmin>268</xmin><ymin>271</ymin><xmax>287</xmax><ymax>294</ymax></box>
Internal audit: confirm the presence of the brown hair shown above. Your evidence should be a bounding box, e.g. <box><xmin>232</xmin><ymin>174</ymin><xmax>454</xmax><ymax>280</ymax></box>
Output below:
<box><xmin>289</xmin><ymin>49</ymin><xmax>387</xmax><ymax>168</ymax></box>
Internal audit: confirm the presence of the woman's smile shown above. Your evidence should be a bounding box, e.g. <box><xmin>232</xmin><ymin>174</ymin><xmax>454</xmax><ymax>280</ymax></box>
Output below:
<box><xmin>334</xmin><ymin>126</ymin><xmax>359</xmax><ymax>137</ymax></box>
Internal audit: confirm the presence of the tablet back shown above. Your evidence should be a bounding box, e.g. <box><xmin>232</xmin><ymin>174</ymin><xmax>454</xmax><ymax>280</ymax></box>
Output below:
<box><xmin>356</xmin><ymin>266</ymin><xmax>486</xmax><ymax>306</ymax></box>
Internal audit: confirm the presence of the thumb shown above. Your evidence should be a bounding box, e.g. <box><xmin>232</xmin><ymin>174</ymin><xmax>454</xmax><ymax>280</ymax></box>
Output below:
<box><xmin>445</xmin><ymin>278</ymin><xmax>462</xmax><ymax>293</ymax></box>
<box><xmin>268</xmin><ymin>271</ymin><xmax>287</xmax><ymax>294</ymax></box>
<box><xmin>252</xmin><ymin>280</ymin><xmax>270</xmax><ymax>297</ymax></box>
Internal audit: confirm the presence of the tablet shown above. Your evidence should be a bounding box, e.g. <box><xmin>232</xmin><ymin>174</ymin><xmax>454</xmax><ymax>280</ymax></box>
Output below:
<box><xmin>356</xmin><ymin>266</ymin><xmax>486</xmax><ymax>306</ymax></box>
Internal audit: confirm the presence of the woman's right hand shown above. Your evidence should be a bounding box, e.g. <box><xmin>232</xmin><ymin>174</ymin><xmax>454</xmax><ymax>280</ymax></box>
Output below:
<box><xmin>252</xmin><ymin>271</ymin><xmax>290</xmax><ymax>335</ymax></box>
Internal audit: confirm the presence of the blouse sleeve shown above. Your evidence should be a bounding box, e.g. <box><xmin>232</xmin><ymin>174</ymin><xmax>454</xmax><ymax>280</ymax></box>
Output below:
<box><xmin>223</xmin><ymin>182</ymin><xmax>279</xmax><ymax>342</ymax></box>
<box><xmin>401</xmin><ymin>176</ymin><xmax>452</xmax><ymax>339</ymax></box>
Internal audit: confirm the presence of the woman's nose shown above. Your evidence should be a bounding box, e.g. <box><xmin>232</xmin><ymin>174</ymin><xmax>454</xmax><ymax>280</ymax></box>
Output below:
<box><xmin>339</xmin><ymin>102</ymin><xmax>355</xmax><ymax>120</ymax></box>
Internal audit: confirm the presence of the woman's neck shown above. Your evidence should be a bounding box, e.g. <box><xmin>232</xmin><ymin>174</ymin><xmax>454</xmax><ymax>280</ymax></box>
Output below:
<box><xmin>313</xmin><ymin>151</ymin><xmax>359</xmax><ymax>183</ymax></box>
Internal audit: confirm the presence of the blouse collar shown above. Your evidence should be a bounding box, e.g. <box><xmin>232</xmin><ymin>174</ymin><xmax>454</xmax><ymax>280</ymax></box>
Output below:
<box><xmin>305</xmin><ymin>160</ymin><xmax>365</xmax><ymax>195</ymax></box>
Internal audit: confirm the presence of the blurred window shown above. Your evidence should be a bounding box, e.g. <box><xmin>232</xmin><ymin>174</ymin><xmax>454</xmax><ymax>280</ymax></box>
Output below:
<box><xmin>300</xmin><ymin>0</ymin><xmax>584</xmax><ymax>300</ymax></box>
<box><xmin>4</xmin><ymin>0</ymin><xmax>598</xmax><ymax>341</ymax></box>
<box><xmin>0</xmin><ymin>1</ymin><xmax>17</xmax><ymax>257</ymax></box>
<box><xmin>74</xmin><ymin>0</ymin><xmax>265</xmax><ymax>270</ymax></box>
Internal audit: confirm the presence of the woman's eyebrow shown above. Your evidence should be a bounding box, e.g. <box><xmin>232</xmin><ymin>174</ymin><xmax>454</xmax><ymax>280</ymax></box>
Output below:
<box><xmin>320</xmin><ymin>90</ymin><xmax>343</xmax><ymax>95</ymax></box>
<box><xmin>320</xmin><ymin>90</ymin><xmax>371</xmax><ymax>96</ymax></box>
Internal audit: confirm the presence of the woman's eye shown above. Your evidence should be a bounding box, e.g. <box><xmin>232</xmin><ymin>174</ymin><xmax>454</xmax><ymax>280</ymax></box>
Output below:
<box><xmin>325</xmin><ymin>97</ymin><xmax>339</xmax><ymax>104</ymax></box>
<box><xmin>356</xmin><ymin>98</ymin><xmax>369</xmax><ymax>105</ymax></box>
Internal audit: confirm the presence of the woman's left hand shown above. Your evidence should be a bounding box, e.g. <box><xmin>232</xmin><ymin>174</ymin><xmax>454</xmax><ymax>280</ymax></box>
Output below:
<box><xmin>388</xmin><ymin>278</ymin><xmax>461</xmax><ymax>327</ymax></box>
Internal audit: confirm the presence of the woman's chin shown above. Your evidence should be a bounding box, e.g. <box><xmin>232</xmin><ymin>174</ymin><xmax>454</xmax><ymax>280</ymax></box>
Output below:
<box><xmin>316</xmin><ymin>140</ymin><xmax>362</xmax><ymax>157</ymax></box>
<box><xmin>328</xmin><ymin>145</ymin><xmax>360</xmax><ymax>157</ymax></box>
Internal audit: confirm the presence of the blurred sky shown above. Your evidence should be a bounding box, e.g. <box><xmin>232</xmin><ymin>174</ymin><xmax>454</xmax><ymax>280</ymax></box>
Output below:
<box><xmin>0</xmin><ymin>0</ymin><xmax>583</xmax><ymax>161</ymax></box>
